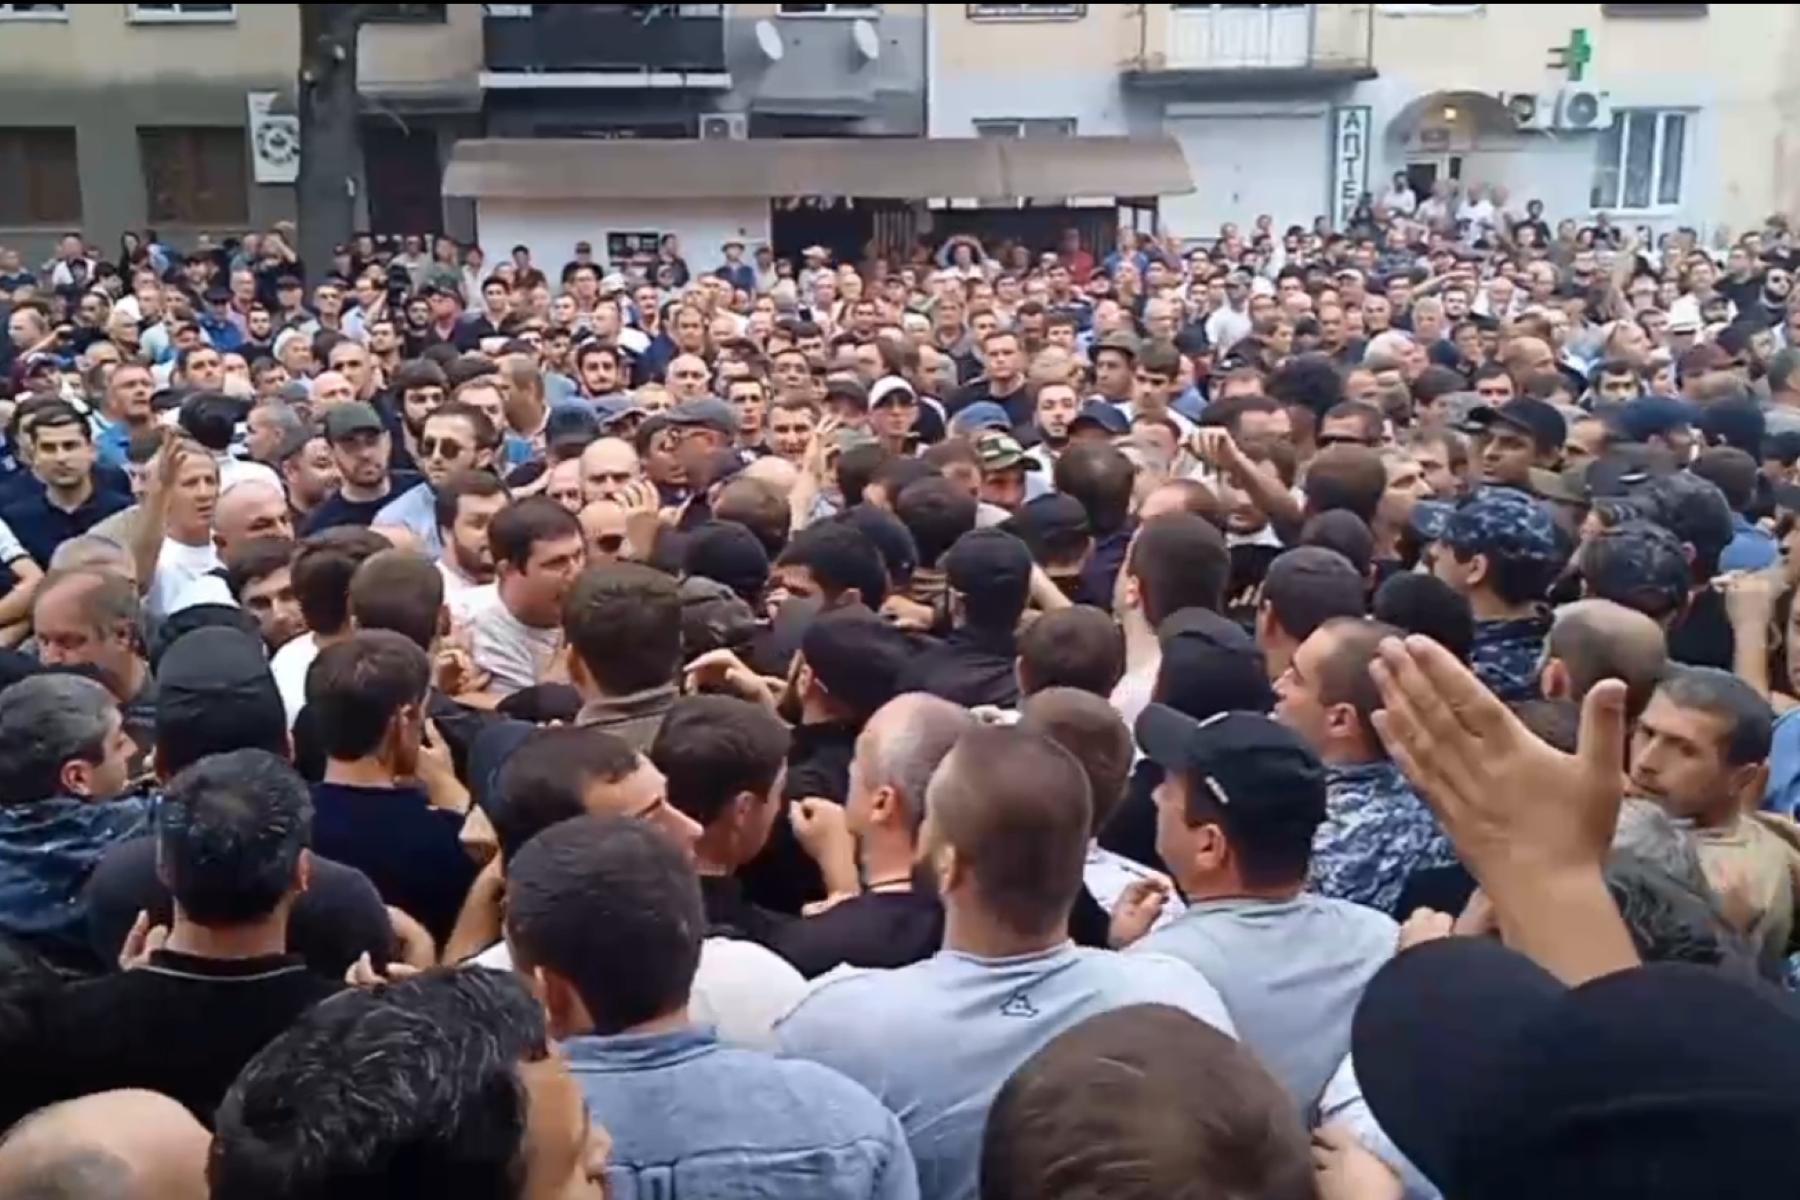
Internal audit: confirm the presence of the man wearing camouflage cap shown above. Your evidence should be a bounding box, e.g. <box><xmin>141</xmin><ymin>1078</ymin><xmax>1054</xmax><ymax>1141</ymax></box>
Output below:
<box><xmin>1414</xmin><ymin>487</ymin><xmax>1568</xmax><ymax>701</ymax></box>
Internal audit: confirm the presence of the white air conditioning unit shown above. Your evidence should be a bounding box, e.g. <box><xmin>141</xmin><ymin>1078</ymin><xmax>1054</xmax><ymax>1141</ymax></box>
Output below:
<box><xmin>699</xmin><ymin>113</ymin><xmax>749</xmax><ymax>141</ymax></box>
<box><xmin>1501</xmin><ymin>91</ymin><xmax>1555</xmax><ymax>132</ymax></box>
<box><xmin>1555</xmin><ymin>87</ymin><xmax>1613</xmax><ymax>132</ymax></box>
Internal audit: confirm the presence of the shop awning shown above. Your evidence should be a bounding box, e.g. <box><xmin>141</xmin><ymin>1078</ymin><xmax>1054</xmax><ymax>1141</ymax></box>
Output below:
<box><xmin>443</xmin><ymin>136</ymin><xmax>1194</xmax><ymax>201</ymax></box>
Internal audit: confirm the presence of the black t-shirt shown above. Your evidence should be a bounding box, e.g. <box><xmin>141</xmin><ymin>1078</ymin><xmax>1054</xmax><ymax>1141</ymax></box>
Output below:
<box><xmin>1669</xmin><ymin>585</ymin><xmax>1735</xmax><ymax>670</ymax></box>
<box><xmin>735</xmin><ymin>722</ymin><xmax>859</xmax><ymax>918</ymax></box>
<box><xmin>309</xmin><ymin>781</ymin><xmax>476</xmax><ymax>944</ymax></box>
<box><xmin>300</xmin><ymin>470</ymin><xmax>422</xmax><ymax>535</ymax></box>
<box><xmin>84</xmin><ymin>835</ymin><xmax>393</xmax><ymax>978</ymax></box>
<box><xmin>0</xmin><ymin>949</ymin><xmax>339</xmax><ymax>1127</ymax></box>
<box><xmin>773</xmin><ymin>890</ymin><xmax>943</xmax><ymax>979</ymax></box>
<box><xmin>699</xmin><ymin>874</ymin><xmax>794</xmax><ymax>950</ymax></box>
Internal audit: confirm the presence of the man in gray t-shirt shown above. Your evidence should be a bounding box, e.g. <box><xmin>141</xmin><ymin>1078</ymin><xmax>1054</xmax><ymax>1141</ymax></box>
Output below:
<box><xmin>1124</xmin><ymin>705</ymin><xmax>1399</xmax><ymax>1114</ymax></box>
<box><xmin>776</xmin><ymin>724</ymin><xmax>1234</xmax><ymax>1200</ymax></box>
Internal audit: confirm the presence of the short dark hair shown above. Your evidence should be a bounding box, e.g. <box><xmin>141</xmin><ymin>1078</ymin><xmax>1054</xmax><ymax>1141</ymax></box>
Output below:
<box><xmin>562</xmin><ymin>563</ymin><xmax>683</xmax><ymax>695</ymax></box>
<box><xmin>1298</xmin><ymin>511</ymin><xmax>1375</xmax><ymax>579</ymax></box>
<box><xmin>1128</xmin><ymin>513</ymin><xmax>1230</xmax><ymax>627</ymax></box>
<box><xmin>713</xmin><ymin>478</ymin><xmax>790</xmax><ymax>560</ymax></box>
<box><xmin>491</xmin><ymin>726</ymin><xmax>643</xmax><ymax>864</ymax></box>
<box><xmin>1654</xmin><ymin>666</ymin><xmax>1773</xmax><ymax>766</ymax></box>
<box><xmin>1018</xmin><ymin>688</ymin><xmax>1133</xmax><ymax>834</ymax></box>
<box><xmin>835</xmin><ymin>442</ymin><xmax>893</xmax><ymax>507</ymax></box>
<box><xmin>1304</xmin><ymin>444</ymin><xmax>1387</xmax><ymax>524</ymax></box>
<box><xmin>349</xmin><ymin>549</ymin><xmax>444</xmax><ymax>652</ymax></box>
<box><xmin>1267</xmin><ymin>352</ymin><xmax>1344</xmax><ymax>417</ymax></box>
<box><xmin>1263</xmin><ymin>547</ymin><xmax>1367</xmax><ymax>642</ymax></box>
<box><xmin>291</xmin><ymin>528</ymin><xmax>390</xmax><ymax>636</ymax></box>
<box><xmin>211</xmin><ymin>968</ymin><xmax>550</xmax><ymax>1200</ymax></box>
<box><xmin>895</xmin><ymin>476</ymin><xmax>978</xmax><ymax>569</ymax></box>
<box><xmin>224</xmin><ymin>536</ymin><xmax>294</xmax><ymax>601</ymax></box>
<box><xmin>1690</xmin><ymin>447</ymin><xmax>1759</xmax><ymax>515</ymax></box>
<box><xmin>982</xmin><ymin>1005</ymin><xmax>1312</xmax><ymax>1200</ymax></box>
<box><xmin>650</xmin><ymin>695</ymin><xmax>791</xmax><ymax>829</ymax></box>
<box><xmin>871</xmin><ymin>456</ymin><xmax>938</xmax><ymax>504</ymax></box>
<box><xmin>1321</xmin><ymin>401</ymin><xmax>1384</xmax><ymax>444</ymax></box>
<box><xmin>927</xmin><ymin>726</ymin><xmax>1091</xmax><ymax>938</ymax></box>
<box><xmin>776</xmin><ymin>522</ymin><xmax>888</xmax><ymax>607</ymax></box>
<box><xmin>304</xmin><ymin>631</ymin><xmax>430</xmax><ymax>761</ymax></box>
<box><xmin>1017</xmin><ymin>606</ymin><xmax>1125</xmax><ymax>699</ymax></box>
<box><xmin>27</xmin><ymin>400</ymin><xmax>92</xmax><ymax>443</ymax></box>
<box><xmin>391</xmin><ymin>358</ymin><xmax>449</xmax><ymax>397</ymax></box>
<box><xmin>489</xmin><ymin>497</ymin><xmax>581</xmax><ymax>572</ymax></box>
<box><xmin>1054</xmin><ymin>443</ymin><xmax>1135</xmax><ymax>535</ymax></box>
<box><xmin>504</xmin><ymin>815</ymin><xmax>704</xmax><ymax>1035</ymax></box>
<box><xmin>1372</xmin><ymin>572</ymin><xmax>1475</xmax><ymax>662</ymax></box>
<box><xmin>433</xmin><ymin>469</ymin><xmax>508</xmax><ymax>535</ymax></box>
<box><xmin>1313</xmin><ymin>617</ymin><xmax>1404</xmax><ymax>747</ymax></box>
<box><xmin>158</xmin><ymin>749</ymin><xmax>311</xmax><ymax>925</ymax></box>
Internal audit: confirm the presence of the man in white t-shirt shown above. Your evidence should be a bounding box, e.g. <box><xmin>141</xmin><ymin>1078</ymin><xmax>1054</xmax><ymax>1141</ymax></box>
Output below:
<box><xmin>139</xmin><ymin>442</ymin><xmax>222</xmax><ymax>620</ymax></box>
<box><xmin>466</xmin><ymin>496</ymin><xmax>586</xmax><ymax>696</ymax></box>
<box><xmin>432</xmin><ymin>469</ymin><xmax>509</xmax><ymax>627</ymax></box>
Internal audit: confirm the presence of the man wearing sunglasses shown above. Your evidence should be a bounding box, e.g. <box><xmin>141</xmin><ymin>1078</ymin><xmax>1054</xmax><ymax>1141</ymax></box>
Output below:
<box><xmin>372</xmin><ymin>401</ymin><xmax>498</xmax><ymax>555</ymax></box>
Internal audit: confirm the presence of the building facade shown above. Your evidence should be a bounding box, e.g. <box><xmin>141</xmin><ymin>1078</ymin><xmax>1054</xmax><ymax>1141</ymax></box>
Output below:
<box><xmin>5</xmin><ymin>4</ymin><xmax>1797</xmax><ymax>266</ymax></box>
<box><xmin>924</xmin><ymin>2</ymin><xmax>1800</xmax><ymax>245</ymax></box>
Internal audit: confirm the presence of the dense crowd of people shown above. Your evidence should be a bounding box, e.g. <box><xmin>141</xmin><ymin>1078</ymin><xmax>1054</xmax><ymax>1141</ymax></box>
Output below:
<box><xmin>0</xmin><ymin>185</ymin><xmax>1798</xmax><ymax>1200</ymax></box>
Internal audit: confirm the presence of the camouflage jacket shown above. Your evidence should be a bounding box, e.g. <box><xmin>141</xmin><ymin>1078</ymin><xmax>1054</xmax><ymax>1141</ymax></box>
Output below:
<box><xmin>0</xmin><ymin>793</ymin><xmax>151</xmax><ymax>969</ymax></box>
<box><xmin>1307</xmin><ymin>760</ymin><xmax>1457</xmax><ymax>914</ymax></box>
<box><xmin>1470</xmin><ymin>614</ymin><xmax>1551</xmax><ymax>702</ymax></box>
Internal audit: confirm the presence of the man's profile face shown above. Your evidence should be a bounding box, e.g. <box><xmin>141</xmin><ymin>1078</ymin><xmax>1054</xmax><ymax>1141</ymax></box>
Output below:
<box><xmin>35</xmin><ymin>584</ymin><xmax>132</xmax><ymax>686</ymax></box>
<box><xmin>1272</xmin><ymin>627</ymin><xmax>1342</xmax><ymax>753</ymax></box>
<box><xmin>580</xmin><ymin>757</ymin><xmax>700</xmax><ymax>852</ymax></box>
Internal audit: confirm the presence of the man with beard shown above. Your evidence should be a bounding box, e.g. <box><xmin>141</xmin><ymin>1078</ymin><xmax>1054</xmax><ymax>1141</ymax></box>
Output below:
<box><xmin>1025</xmin><ymin>379</ymin><xmax>1079</xmax><ymax>474</ymax></box>
<box><xmin>372</xmin><ymin>402</ymin><xmax>498</xmax><ymax>556</ymax></box>
<box><xmin>303</xmin><ymin>404</ymin><xmax>421</xmax><ymax>534</ymax></box>
<box><xmin>276</xmin><ymin>427</ymin><xmax>341</xmax><ymax>532</ymax></box>
<box><xmin>435</xmin><ymin>470</ymin><xmax>510</xmax><ymax>623</ymax></box>
<box><xmin>388</xmin><ymin>359</ymin><xmax>449</xmax><ymax>473</ymax></box>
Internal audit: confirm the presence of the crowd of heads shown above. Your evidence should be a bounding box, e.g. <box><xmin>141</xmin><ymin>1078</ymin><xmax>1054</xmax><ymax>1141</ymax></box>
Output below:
<box><xmin>0</xmin><ymin>199</ymin><xmax>1797</xmax><ymax>1199</ymax></box>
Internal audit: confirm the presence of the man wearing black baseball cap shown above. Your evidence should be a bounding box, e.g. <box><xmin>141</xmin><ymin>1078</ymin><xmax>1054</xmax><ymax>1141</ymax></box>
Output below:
<box><xmin>1464</xmin><ymin>396</ymin><xmax>1565</xmax><ymax>489</ymax></box>
<box><xmin>1126</xmin><ymin>707</ymin><xmax>1398</xmax><ymax>1111</ymax></box>
<box><xmin>303</xmin><ymin>402</ymin><xmax>420</xmax><ymax>535</ymax></box>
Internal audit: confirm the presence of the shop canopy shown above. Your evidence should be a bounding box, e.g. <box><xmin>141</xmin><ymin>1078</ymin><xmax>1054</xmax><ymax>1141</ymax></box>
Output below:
<box><xmin>444</xmin><ymin>136</ymin><xmax>1194</xmax><ymax>202</ymax></box>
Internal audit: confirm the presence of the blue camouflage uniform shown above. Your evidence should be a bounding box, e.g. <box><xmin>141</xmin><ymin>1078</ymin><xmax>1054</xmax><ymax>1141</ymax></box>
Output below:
<box><xmin>0</xmin><ymin>793</ymin><xmax>151</xmax><ymax>968</ymax></box>
<box><xmin>1415</xmin><ymin>487</ymin><xmax>1565</xmax><ymax>701</ymax></box>
<box><xmin>1470</xmin><ymin>614</ymin><xmax>1551</xmax><ymax>701</ymax></box>
<box><xmin>1307</xmin><ymin>760</ymin><xmax>1456</xmax><ymax>914</ymax></box>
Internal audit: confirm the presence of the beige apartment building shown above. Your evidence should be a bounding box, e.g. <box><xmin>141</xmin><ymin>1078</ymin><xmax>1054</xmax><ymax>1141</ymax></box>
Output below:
<box><xmin>4</xmin><ymin>4</ymin><xmax>1798</xmax><ymax>263</ymax></box>
<box><xmin>929</xmin><ymin>2</ymin><xmax>1800</xmax><ymax>245</ymax></box>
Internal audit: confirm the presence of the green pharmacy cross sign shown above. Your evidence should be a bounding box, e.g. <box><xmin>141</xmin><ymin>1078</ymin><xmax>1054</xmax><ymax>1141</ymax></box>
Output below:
<box><xmin>1548</xmin><ymin>28</ymin><xmax>1592</xmax><ymax>82</ymax></box>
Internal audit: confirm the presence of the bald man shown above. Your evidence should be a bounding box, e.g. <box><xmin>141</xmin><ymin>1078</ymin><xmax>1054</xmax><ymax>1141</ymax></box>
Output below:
<box><xmin>213</xmin><ymin>482</ymin><xmax>294</xmax><ymax>560</ymax></box>
<box><xmin>309</xmin><ymin>371</ymin><xmax>355</xmax><ymax>412</ymax></box>
<box><xmin>580</xmin><ymin>437</ymin><xmax>641</xmax><ymax>505</ymax></box>
<box><xmin>776</xmin><ymin>724</ymin><xmax>1234</xmax><ymax>1200</ymax></box>
<box><xmin>1500</xmin><ymin>335</ymin><xmax>1555</xmax><ymax>381</ymax></box>
<box><xmin>1541</xmin><ymin>597</ymin><xmax>1669</xmax><ymax>722</ymax></box>
<box><xmin>741</xmin><ymin>454</ymin><xmax>799</xmax><ymax>496</ymax></box>
<box><xmin>0</xmin><ymin>1090</ymin><xmax>209</xmax><ymax>1199</ymax></box>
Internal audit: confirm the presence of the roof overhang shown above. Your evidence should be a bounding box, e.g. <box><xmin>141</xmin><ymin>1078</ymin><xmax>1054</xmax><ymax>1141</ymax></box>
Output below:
<box><xmin>444</xmin><ymin>136</ymin><xmax>1194</xmax><ymax>202</ymax></box>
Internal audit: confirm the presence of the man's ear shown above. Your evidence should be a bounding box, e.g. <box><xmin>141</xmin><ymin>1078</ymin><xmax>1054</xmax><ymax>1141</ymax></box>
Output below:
<box><xmin>1468</xmin><ymin>551</ymin><xmax>1494</xmax><ymax>591</ymax></box>
<box><xmin>59</xmin><ymin>757</ymin><xmax>92</xmax><ymax>799</ymax></box>
<box><xmin>1540</xmin><ymin>657</ymin><xmax>1570</xmax><ymax>701</ymax></box>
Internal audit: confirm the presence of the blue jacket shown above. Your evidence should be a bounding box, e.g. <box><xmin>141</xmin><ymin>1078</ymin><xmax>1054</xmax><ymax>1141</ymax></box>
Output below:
<box><xmin>0</xmin><ymin>793</ymin><xmax>151</xmax><ymax>968</ymax></box>
<box><xmin>564</xmin><ymin>1025</ymin><xmax>918</xmax><ymax>1200</ymax></box>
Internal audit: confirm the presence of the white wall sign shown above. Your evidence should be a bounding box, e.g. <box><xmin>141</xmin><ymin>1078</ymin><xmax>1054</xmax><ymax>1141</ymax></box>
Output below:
<box><xmin>1332</xmin><ymin>106</ymin><xmax>1371</xmax><ymax>229</ymax></box>
<box><xmin>247</xmin><ymin>91</ymin><xmax>300</xmax><ymax>185</ymax></box>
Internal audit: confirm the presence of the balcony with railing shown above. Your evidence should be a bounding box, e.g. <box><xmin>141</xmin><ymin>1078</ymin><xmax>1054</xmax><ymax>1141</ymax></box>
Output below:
<box><xmin>481</xmin><ymin>3</ymin><xmax>729</xmax><ymax>83</ymax></box>
<box><xmin>1125</xmin><ymin>4</ymin><xmax>1375</xmax><ymax>90</ymax></box>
